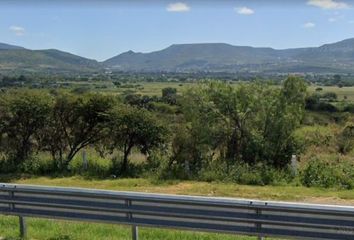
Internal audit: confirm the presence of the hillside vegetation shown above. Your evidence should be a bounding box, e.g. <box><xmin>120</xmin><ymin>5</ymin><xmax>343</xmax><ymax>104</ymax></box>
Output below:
<box><xmin>1</xmin><ymin>38</ymin><xmax>354</xmax><ymax>74</ymax></box>
<box><xmin>1</xmin><ymin>76</ymin><xmax>354</xmax><ymax>191</ymax></box>
<box><xmin>2</xmin><ymin>76</ymin><xmax>354</xmax><ymax>239</ymax></box>
<box><xmin>104</xmin><ymin>38</ymin><xmax>354</xmax><ymax>73</ymax></box>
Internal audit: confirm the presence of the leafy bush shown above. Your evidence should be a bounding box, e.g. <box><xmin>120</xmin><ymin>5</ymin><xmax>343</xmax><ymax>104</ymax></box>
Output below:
<box><xmin>293</xmin><ymin>125</ymin><xmax>335</xmax><ymax>152</ymax></box>
<box><xmin>343</xmin><ymin>104</ymin><xmax>354</xmax><ymax>113</ymax></box>
<box><xmin>301</xmin><ymin>157</ymin><xmax>354</xmax><ymax>189</ymax></box>
<box><xmin>19</xmin><ymin>154</ymin><xmax>54</xmax><ymax>175</ymax></box>
<box><xmin>337</xmin><ymin>123</ymin><xmax>354</xmax><ymax>154</ymax></box>
<box><xmin>316</xmin><ymin>102</ymin><xmax>338</xmax><ymax>112</ymax></box>
<box><xmin>150</xmin><ymin>102</ymin><xmax>177</xmax><ymax>114</ymax></box>
<box><xmin>110</xmin><ymin>155</ymin><xmax>144</xmax><ymax>178</ymax></box>
<box><xmin>322</xmin><ymin>92</ymin><xmax>338</xmax><ymax>102</ymax></box>
<box><xmin>197</xmin><ymin>160</ymin><xmax>293</xmax><ymax>186</ymax></box>
<box><xmin>70</xmin><ymin>151</ymin><xmax>112</xmax><ymax>178</ymax></box>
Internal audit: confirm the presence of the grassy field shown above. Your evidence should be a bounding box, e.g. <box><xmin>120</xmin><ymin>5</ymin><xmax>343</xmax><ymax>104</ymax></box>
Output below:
<box><xmin>118</xmin><ymin>82</ymin><xmax>354</xmax><ymax>101</ymax></box>
<box><xmin>2</xmin><ymin>82</ymin><xmax>354</xmax><ymax>239</ymax></box>
<box><xmin>307</xmin><ymin>86</ymin><xmax>354</xmax><ymax>101</ymax></box>
<box><xmin>2</xmin><ymin>176</ymin><xmax>354</xmax><ymax>239</ymax></box>
<box><xmin>117</xmin><ymin>82</ymin><xmax>354</xmax><ymax>100</ymax></box>
<box><xmin>5</xmin><ymin>177</ymin><xmax>354</xmax><ymax>204</ymax></box>
<box><xmin>62</xmin><ymin>79</ymin><xmax>354</xmax><ymax>101</ymax></box>
<box><xmin>0</xmin><ymin>216</ymin><xmax>261</xmax><ymax>240</ymax></box>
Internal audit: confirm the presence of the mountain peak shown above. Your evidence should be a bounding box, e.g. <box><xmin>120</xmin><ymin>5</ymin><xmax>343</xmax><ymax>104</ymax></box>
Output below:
<box><xmin>124</xmin><ymin>50</ymin><xmax>136</xmax><ymax>54</ymax></box>
<box><xmin>104</xmin><ymin>37</ymin><xmax>354</xmax><ymax>73</ymax></box>
<box><xmin>319</xmin><ymin>38</ymin><xmax>354</xmax><ymax>51</ymax></box>
<box><xmin>0</xmin><ymin>42</ymin><xmax>25</xmax><ymax>50</ymax></box>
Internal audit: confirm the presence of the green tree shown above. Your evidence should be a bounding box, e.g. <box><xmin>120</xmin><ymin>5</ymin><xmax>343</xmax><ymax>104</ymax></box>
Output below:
<box><xmin>0</xmin><ymin>90</ymin><xmax>52</xmax><ymax>165</ymax></box>
<box><xmin>175</xmin><ymin>77</ymin><xmax>306</xmax><ymax>171</ymax></box>
<box><xmin>322</xmin><ymin>92</ymin><xmax>338</xmax><ymax>102</ymax></box>
<box><xmin>41</xmin><ymin>93</ymin><xmax>114</xmax><ymax>170</ymax></box>
<box><xmin>333</xmin><ymin>74</ymin><xmax>341</xmax><ymax>84</ymax></box>
<box><xmin>162</xmin><ymin>87</ymin><xmax>177</xmax><ymax>105</ymax></box>
<box><xmin>261</xmin><ymin>76</ymin><xmax>306</xmax><ymax>167</ymax></box>
<box><xmin>108</xmin><ymin>106</ymin><xmax>168</xmax><ymax>174</ymax></box>
<box><xmin>337</xmin><ymin>123</ymin><xmax>354</xmax><ymax>154</ymax></box>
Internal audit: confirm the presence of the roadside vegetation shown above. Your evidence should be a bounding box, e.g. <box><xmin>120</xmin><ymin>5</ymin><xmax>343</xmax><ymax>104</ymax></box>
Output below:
<box><xmin>1</xmin><ymin>76</ymin><xmax>354</xmax><ymax>190</ymax></box>
<box><xmin>0</xmin><ymin>215</ymin><xmax>273</xmax><ymax>240</ymax></box>
<box><xmin>0</xmin><ymin>176</ymin><xmax>353</xmax><ymax>240</ymax></box>
<box><xmin>2</xmin><ymin>75</ymin><xmax>354</xmax><ymax>239</ymax></box>
<box><xmin>0</xmin><ymin>77</ymin><xmax>303</xmax><ymax>182</ymax></box>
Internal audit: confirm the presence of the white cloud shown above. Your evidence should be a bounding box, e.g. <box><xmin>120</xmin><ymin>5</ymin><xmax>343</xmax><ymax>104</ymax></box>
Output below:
<box><xmin>328</xmin><ymin>17</ymin><xmax>337</xmax><ymax>22</ymax></box>
<box><xmin>303</xmin><ymin>22</ymin><xmax>316</xmax><ymax>28</ymax></box>
<box><xmin>307</xmin><ymin>0</ymin><xmax>350</xmax><ymax>9</ymax></box>
<box><xmin>235</xmin><ymin>7</ymin><xmax>255</xmax><ymax>15</ymax></box>
<box><xmin>166</xmin><ymin>2</ymin><xmax>190</xmax><ymax>12</ymax></box>
<box><xmin>9</xmin><ymin>25</ymin><xmax>25</xmax><ymax>36</ymax></box>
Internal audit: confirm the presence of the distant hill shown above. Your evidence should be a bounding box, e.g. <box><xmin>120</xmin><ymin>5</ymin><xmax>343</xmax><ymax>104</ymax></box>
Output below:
<box><xmin>1</xmin><ymin>38</ymin><xmax>354</xmax><ymax>74</ymax></box>
<box><xmin>0</xmin><ymin>45</ymin><xmax>100</xmax><ymax>74</ymax></box>
<box><xmin>0</xmin><ymin>43</ymin><xmax>24</xmax><ymax>50</ymax></box>
<box><xmin>104</xmin><ymin>38</ymin><xmax>354</xmax><ymax>74</ymax></box>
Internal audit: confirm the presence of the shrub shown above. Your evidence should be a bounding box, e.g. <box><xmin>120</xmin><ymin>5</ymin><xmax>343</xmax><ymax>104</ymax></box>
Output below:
<box><xmin>293</xmin><ymin>125</ymin><xmax>335</xmax><ymax>152</ymax></box>
<box><xmin>322</xmin><ymin>92</ymin><xmax>338</xmax><ymax>102</ymax></box>
<box><xmin>301</xmin><ymin>157</ymin><xmax>354</xmax><ymax>189</ymax></box>
<box><xmin>343</xmin><ymin>104</ymin><xmax>354</xmax><ymax>113</ymax></box>
<box><xmin>19</xmin><ymin>153</ymin><xmax>54</xmax><ymax>175</ymax></box>
<box><xmin>70</xmin><ymin>150</ymin><xmax>112</xmax><ymax>178</ymax></box>
<box><xmin>337</xmin><ymin>123</ymin><xmax>354</xmax><ymax>154</ymax></box>
<box><xmin>150</xmin><ymin>102</ymin><xmax>177</xmax><ymax>114</ymax></box>
<box><xmin>198</xmin><ymin>161</ymin><xmax>294</xmax><ymax>186</ymax></box>
<box><xmin>316</xmin><ymin>102</ymin><xmax>338</xmax><ymax>112</ymax></box>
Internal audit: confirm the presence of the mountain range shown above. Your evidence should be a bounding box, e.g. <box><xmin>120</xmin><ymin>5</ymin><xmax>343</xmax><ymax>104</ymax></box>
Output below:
<box><xmin>0</xmin><ymin>45</ymin><xmax>99</xmax><ymax>74</ymax></box>
<box><xmin>1</xmin><ymin>38</ymin><xmax>354</xmax><ymax>74</ymax></box>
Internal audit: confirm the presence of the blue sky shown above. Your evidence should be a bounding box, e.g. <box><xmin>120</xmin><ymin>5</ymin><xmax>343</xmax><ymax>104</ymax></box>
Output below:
<box><xmin>0</xmin><ymin>0</ymin><xmax>354</xmax><ymax>61</ymax></box>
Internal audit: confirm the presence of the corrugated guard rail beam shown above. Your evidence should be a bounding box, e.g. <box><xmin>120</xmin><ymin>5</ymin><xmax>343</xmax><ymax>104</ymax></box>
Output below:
<box><xmin>1</xmin><ymin>183</ymin><xmax>354</xmax><ymax>239</ymax></box>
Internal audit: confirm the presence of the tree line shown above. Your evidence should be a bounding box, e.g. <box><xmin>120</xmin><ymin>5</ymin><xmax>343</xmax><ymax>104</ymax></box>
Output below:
<box><xmin>0</xmin><ymin>77</ymin><xmax>307</xmax><ymax>178</ymax></box>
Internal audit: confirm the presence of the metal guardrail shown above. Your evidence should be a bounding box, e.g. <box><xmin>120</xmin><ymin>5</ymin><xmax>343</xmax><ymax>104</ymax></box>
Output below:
<box><xmin>1</xmin><ymin>184</ymin><xmax>354</xmax><ymax>240</ymax></box>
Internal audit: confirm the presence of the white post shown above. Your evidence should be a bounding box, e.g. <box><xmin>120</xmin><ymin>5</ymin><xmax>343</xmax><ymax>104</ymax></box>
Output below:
<box><xmin>82</xmin><ymin>149</ymin><xmax>88</xmax><ymax>171</ymax></box>
<box><xmin>291</xmin><ymin>154</ymin><xmax>298</xmax><ymax>176</ymax></box>
<box><xmin>132</xmin><ymin>225</ymin><xmax>138</xmax><ymax>240</ymax></box>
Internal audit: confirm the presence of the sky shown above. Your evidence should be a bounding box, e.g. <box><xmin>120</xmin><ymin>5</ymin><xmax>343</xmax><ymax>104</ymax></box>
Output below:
<box><xmin>0</xmin><ymin>0</ymin><xmax>354</xmax><ymax>61</ymax></box>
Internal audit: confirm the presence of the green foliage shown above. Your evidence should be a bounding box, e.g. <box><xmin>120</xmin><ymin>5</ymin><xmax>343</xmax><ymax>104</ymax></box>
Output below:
<box><xmin>0</xmin><ymin>215</ymin><xmax>262</xmax><ymax>240</ymax></box>
<box><xmin>172</xmin><ymin>77</ymin><xmax>306</xmax><ymax>174</ymax></box>
<box><xmin>337</xmin><ymin>123</ymin><xmax>354</xmax><ymax>154</ymax></box>
<box><xmin>0</xmin><ymin>90</ymin><xmax>52</xmax><ymax>167</ymax></box>
<box><xmin>293</xmin><ymin>125</ymin><xmax>335</xmax><ymax>152</ymax></box>
<box><xmin>162</xmin><ymin>87</ymin><xmax>177</xmax><ymax>104</ymax></box>
<box><xmin>301</xmin><ymin>157</ymin><xmax>354</xmax><ymax>189</ymax></box>
<box><xmin>2</xmin><ymin>79</ymin><xmax>354</xmax><ymax>190</ymax></box>
<box><xmin>40</xmin><ymin>93</ymin><xmax>115</xmax><ymax>170</ymax></box>
<box><xmin>107</xmin><ymin>105</ymin><xmax>168</xmax><ymax>174</ymax></box>
<box><xmin>150</xmin><ymin>102</ymin><xmax>177</xmax><ymax>114</ymax></box>
<box><xmin>69</xmin><ymin>150</ymin><xmax>112</xmax><ymax>178</ymax></box>
<box><xmin>19</xmin><ymin>153</ymin><xmax>54</xmax><ymax>175</ymax></box>
<box><xmin>305</xmin><ymin>92</ymin><xmax>339</xmax><ymax>112</ymax></box>
<box><xmin>199</xmin><ymin>161</ymin><xmax>294</xmax><ymax>186</ymax></box>
<box><xmin>322</xmin><ymin>92</ymin><xmax>338</xmax><ymax>101</ymax></box>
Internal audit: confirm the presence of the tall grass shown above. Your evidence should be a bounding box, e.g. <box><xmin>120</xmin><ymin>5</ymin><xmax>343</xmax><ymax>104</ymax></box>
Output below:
<box><xmin>0</xmin><ymin>216</ymin><xmax>263</xmax><ymax>240</ymax></box>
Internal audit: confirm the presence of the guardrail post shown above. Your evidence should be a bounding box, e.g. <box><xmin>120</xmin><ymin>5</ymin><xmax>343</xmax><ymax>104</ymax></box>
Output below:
<box><xmin>9</xmin><ymin>190</ymin><xmax>27</xmax><ymax>238</ymax></box>
<box><xmin>126</xmin><ymin>199</ymin><xmax>138</xmax><ymax>240</ymax></box>
<box><xmin>256</xmin><ymin>208</ymin><xmax>264</xmax><ymax>240</ymax></box>
<box><xmin>132</xmin><ymin>225</ymin><xmax>138</xmax><ymax>240</ymax></box>
<box><xmin>19</xmin><ymin>216</ymin><xmax>27</xmax><ymax>239</ymax></box>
